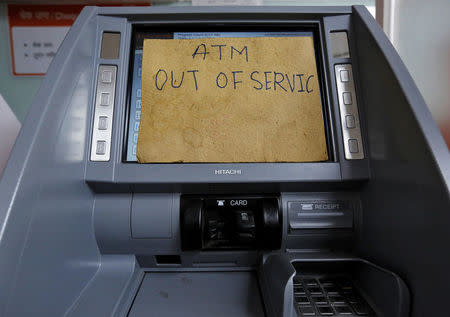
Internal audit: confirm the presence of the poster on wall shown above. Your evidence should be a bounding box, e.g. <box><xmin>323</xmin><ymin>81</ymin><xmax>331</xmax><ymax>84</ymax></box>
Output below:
<box><xmin>7</xmin><ymin>3</ymin><xmax>150</xmax><ymax>76</ymax></box>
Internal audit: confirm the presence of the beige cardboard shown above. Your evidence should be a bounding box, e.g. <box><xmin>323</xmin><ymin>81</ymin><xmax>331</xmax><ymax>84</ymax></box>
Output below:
<box><xmin>137</xmin><ymin>37</ymin><xmax>328</xmax><ymax>163</ymax></box>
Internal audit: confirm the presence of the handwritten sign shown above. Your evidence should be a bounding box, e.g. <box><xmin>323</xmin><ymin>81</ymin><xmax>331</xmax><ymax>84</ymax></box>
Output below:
<box><xmin>137</xmin><ymin>37</ymin><xmax>328</xmax><ymax>163</ymax></box>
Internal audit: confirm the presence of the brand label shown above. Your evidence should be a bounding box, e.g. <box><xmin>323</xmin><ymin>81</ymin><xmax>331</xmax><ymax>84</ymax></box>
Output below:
<box><xmin>214</xmin><ymin>169</ymin><xmax>242</xmax><ymax>175</ymax></box>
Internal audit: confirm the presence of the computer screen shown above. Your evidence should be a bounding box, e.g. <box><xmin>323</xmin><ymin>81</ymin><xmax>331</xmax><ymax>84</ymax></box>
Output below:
<box><xmin>125</xmin><ymin>31</ymin><xmax>325</xmax><ymax>162</ymax></box>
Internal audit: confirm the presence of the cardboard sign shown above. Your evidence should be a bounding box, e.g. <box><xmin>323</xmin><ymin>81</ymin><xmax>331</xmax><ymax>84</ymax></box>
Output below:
<box><xmin>137</xmin><ymin>37</ymin><xmax>328</xmax><ymax>163</ymax></box>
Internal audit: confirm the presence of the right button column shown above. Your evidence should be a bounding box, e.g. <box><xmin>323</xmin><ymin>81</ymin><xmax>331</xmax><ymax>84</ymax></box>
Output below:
<box><xmin>334</xmin><ymin>64</ymin><xmax>364</xmax><ymax>160</ymax></box>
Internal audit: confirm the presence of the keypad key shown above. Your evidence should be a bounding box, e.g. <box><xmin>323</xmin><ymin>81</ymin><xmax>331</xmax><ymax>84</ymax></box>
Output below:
<box><xmin>294</xmin><ymin>276</ymin><xmax>303</xmax><ymax>285</ymax></box>
<box><xmin>324</xmin><ymin>286</ymin><xmax>339</xmax><ymax>295</ymax></box>
<box><xmin>320</xmin><ymin>278</ymin><xmax>337</xmax><ymax>287</ymax></box>
<box><xmin>312</xmin><ymin>296</ymin><xmax>328</xmax><ymax>305</ymax></box>
<box><xmin>334</xmin><ymin>305</ymin><xmax>353</xmax><ymax>315</ymax></box>
<box><xmin>304</xmin><ymin>278</ymin><xmax>318</xmax><ymax>286</ymax></box>
<box><xmin>298</xmin><ymin>305</ymin><xmax>316</xmax><ymax>316</ymax></box>
<box><xmin>317</xmin><ymin>306</ymin><xmax>334</xmax><ymax>316</ymax></box>
<box><xmin>296</xmin><ymin>296</ymin><xmax>310</xmax><ymax>305</ymax></box>
<box><xmin>295</xmin><ymin>286</ymin><xmax>306</xmax><ymax>295</ymax></box>
<box><xmin>308</xmin><ymin>286</ymin><xmax>323</xmax><ymax>295</ymax></box>
<box><xmin>329</xmin><ymin>295</ymin><xmax>346</xmax><ymax>305</ymax></box>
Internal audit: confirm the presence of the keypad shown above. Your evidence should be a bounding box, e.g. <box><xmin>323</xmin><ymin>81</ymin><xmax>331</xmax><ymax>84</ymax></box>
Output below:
<box><xmin>294</xmin><ymin>275</ymin><xmax>375</xmax><ymax>316</ymax></box>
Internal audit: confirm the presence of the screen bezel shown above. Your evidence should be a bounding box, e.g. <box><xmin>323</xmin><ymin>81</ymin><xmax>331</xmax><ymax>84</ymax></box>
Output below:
<box><xmin>122</xmin><ymin>24</ymin><xmax>334</xmax><ymax>164</ymax></box>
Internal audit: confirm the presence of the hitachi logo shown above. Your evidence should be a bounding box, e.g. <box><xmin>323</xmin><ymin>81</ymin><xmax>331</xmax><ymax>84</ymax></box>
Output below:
<box><xmin>214</xmin><ymin>169</ymin><xmax>242</xmax><ymax>175</ymax></box>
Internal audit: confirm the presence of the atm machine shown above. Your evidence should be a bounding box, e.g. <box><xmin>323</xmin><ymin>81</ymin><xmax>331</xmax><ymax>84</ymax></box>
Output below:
<box><xmin>0</xmin><ymin>5</ymin><xmax>449</xmax><ymax>317</ymax></box>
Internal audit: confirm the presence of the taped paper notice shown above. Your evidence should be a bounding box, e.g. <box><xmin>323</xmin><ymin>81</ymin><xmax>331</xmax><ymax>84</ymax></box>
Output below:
<box><xmin>7</xmin><ymin>3</ymin><xmax>150</xmax><ymax>76</ymax></box>
<box><xmin>137</xmin><ymin>37</ymin><xmax>328</xmax><ymax>163</ymax></box>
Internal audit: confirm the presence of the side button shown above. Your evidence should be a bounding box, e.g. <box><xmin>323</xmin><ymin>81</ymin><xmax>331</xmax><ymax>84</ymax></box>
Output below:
<box><xmin>101</xmin><ymin>70</ymin><xmax>112</xmax><ymax>83</ymax></box>
<box><xmin>345</xmin><ymin>115</ymin><xmax>356</xmax><ymax>129</ymax></box>
<box><xmin>98</xmin><ymin>116</ymin><xmax>108</xmax><ymax>130</ymax></box>
<box><xmin>335</xmin><ymin>64</ymin><xmax>364</xmax><ymax>160</ymax></box>
<box><xmin>90</xmin><ymin>65</ymin><xmax>117</xmax><ymax>162</ymax></box>
<box><xmin>343</xmin><ymin>92</ymin><xmax>353</xmax><ymax>105</ymax></box>
<box><xmin>96</xmin><ymin>140</ymin><xmax>106</xmax><ymax>155</ymax></box>
<box><xmin>100</xmin><ymin>92</ymin><xmax>110</xmax><ymax>106</ymax></box>
<box><xmin>348</xmin><ymin>139</ymin><xmax>359</xmax><ymax>153</ymax></box>
<box><xmin>340</xmin><ymin>70</ymin><xmax>349</xmax><ymax>82</ymax></box>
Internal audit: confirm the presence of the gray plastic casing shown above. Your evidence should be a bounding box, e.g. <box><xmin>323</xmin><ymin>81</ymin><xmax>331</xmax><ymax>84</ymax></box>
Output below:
<box><xmin>0</xmin><ymin>5</ymin><xmax>448</xmax><ymax>317</ymax></box>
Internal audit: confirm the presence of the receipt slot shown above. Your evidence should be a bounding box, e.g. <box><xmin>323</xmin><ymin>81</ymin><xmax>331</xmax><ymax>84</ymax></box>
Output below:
<box><xmin>181</xmin><ymin>196</ymin><xmax>282</xmax><ymax>251</ymax></box>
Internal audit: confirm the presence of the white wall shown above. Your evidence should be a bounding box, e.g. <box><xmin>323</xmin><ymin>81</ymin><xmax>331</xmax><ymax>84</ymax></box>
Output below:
<box><xmin>389</xmin><ymin>0</ymin><xmax>450</xmax><ymax>147</ymax></box>
<box><xmin>0</xmin><ymin>94</ymin><xmax>21</xmax><ymax>179</ymax></box>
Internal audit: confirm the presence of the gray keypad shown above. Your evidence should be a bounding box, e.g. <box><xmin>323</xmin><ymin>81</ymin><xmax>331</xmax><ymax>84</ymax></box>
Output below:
<box><xmin>294</xmin><ymin>275</ymin><xmax>375</xmax><ymax>316</ymax></box>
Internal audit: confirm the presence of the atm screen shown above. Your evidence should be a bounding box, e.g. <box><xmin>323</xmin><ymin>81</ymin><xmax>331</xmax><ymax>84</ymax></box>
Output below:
<box><xmin>125</xmin><ymin>31</ymin><xmax>326</xmax><ymax>162</ymax></box>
